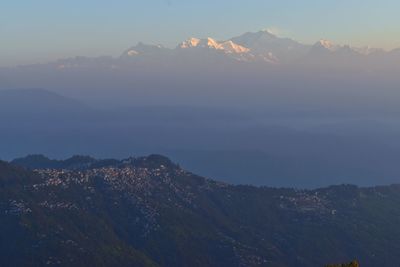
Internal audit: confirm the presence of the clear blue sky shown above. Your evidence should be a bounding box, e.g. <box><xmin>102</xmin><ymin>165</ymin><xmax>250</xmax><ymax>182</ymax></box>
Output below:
<box><xmin>1</xmin><ymin>0</ymin><xmax>400</xmax><ymax>66</ymax></box>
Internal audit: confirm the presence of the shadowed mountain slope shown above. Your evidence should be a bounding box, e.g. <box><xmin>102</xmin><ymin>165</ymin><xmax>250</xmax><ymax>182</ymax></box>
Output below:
<box><xmin>2</xmin><ymin>155</ymin><xmax>400</xmax><ymax>266</ymax></box>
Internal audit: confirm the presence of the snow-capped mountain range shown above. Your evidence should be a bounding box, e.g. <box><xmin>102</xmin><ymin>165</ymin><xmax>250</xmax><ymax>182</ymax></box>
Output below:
<box><xmin>118</xmin><ymin>30</ymin><xmax>392</xmax><ymax>64</ymax></box>
<box><xmin>12</xmin><ymin>30</ymin><xmax>398</xmax><ymax>70</ymax></box>
<box><xmin>120</xmin><ymin>30</ymin><xmax>299</xmax><ymax>63</ymax></box>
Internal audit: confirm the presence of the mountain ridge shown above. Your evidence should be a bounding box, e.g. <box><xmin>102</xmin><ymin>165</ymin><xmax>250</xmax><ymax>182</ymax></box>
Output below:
<box><xmin>11</xmin><ymin>30</ymin><xmax>396</xmax><ymax>69</ymax></box>
<box><xmin>3</xmin><ymin>154</ymin><xmax>400</xmax><ymax>266</ymax></box>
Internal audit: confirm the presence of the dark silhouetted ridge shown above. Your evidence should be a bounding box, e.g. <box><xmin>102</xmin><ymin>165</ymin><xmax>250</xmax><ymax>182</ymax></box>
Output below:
<box><xmin>2</xmin><ymin>155</ymin><xmax>400</xmax><ymax>266</ymax></box>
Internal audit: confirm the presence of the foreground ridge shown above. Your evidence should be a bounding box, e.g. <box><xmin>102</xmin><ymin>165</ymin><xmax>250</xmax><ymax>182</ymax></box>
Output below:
<box><xmin>326</xmin><ymin>260</ymin><xmax>360</xmax><ymax>267</ymax></box>
<box><xmin>1</xmin><ymin>155</ymin><xmax>399</xmax><ymax>266</ymax></box>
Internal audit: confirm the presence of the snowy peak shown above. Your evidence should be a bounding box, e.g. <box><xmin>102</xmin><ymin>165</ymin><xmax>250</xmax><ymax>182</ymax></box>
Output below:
<box><xmin>313</xmin><ymin>39</ymin><xmax>340</xmax><ymax>52</ymax></box>
<box><xmin>260</xmin><ymin>29</ymin><xmax>277</xmax><ymax>36</ymax></box>
<box><xmin>179</xmin><ymin>37</ymin><xmax>221</xmax><ymax>50</ymax></box>
<box><xmin>122</xmin><ymin>42</ymin><xmax>167</xmax><ymax>57</ymax></box>
<box><xmin>178</xmin><ymin>38</ymin><xmax>249</xmax><ymax>54</ymax></box>
<box><xmin>230</xmin><ymin>30</ymin><xmax>310</xmax><ymax>63</ymax></box>
<box><xmin>354</xmin><ymin>46</ymin><xmax>384</xmax><ymax>55</ymax></box>
<box><xmin>311</xmin><ymin>40</ymin><xmax>380</xmax><ymax>57</ymax></box>
<box><xmin>198</xmin><ymin>37</ymin><xmax>223</xmax><ymax>50</ymax></box>
<box><xmin>179</xmin><ymin>38</ymin><xmax>202</xmax><ymax>49</ymax></box>
<box><xmin>231</xmin><ymin>30</ymin><xmax>277</xmax><ymax>48</ymax></box>
<box><xmin>218</xmin><ymin>41</ymin><xmax>250</xmax><ymax>54</ymax></box>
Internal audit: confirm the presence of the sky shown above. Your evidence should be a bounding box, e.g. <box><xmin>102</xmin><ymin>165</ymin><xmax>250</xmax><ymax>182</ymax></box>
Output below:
<box><xmin>1</xmin><ymin>0</ymin><xmax>400</xmax><ymax>67</ymax></box>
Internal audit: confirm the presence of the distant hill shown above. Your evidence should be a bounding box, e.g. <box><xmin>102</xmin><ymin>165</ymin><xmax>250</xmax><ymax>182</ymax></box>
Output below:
<box><xmin>12</xmin><ymin>154</ymin><xmax>98</xmax><ymax>170</ymax></box>
<box><xmin>4</xmin><ymin>155</ymin><xmax>400</xmax><ymax>266</ymax></box>
<box><xmin>0</xmin><ymin>88</ymin><xmax>88</xmax><ymax>115</ymax></box>
<box><xmin>4</xmin><ymin>88</ymin><xmax>400</xmax><ymax>188</ymax></box>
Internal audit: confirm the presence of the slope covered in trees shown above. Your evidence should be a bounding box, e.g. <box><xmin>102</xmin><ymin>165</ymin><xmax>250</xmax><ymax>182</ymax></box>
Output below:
<box><xmin>1</xmin><ymin>156</ymin><xmax>399</xmax><ymax>266</ymax></box>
